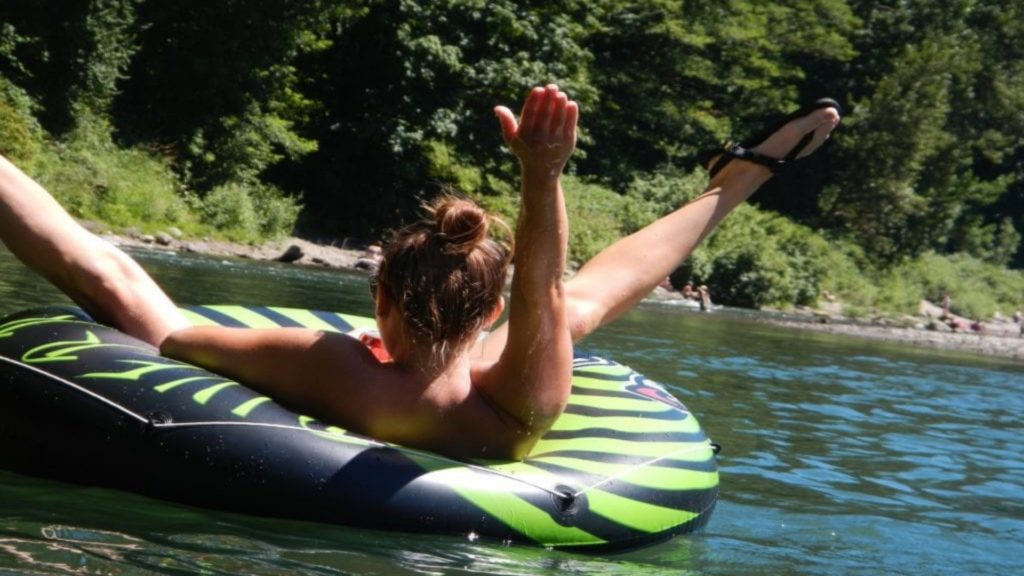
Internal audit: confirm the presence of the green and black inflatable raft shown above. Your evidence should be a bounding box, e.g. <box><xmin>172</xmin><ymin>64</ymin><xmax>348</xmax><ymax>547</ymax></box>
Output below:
<box><xmin>0</xmin><ymin>305</ymin><xmax>718</xmax><ymax>550</ymax></box>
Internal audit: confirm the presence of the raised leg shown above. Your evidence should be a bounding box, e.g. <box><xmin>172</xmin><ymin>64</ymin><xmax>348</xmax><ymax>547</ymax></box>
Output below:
<box><xmin>564</xmin><ymin>104</ymin><xmax>840</xmax><ymax>339</ymax></box>
<box><xmin>474</xmin><ymin>103</ymin><xmax>840</xmax><ymax>359</ymax></box>
<box><xmin>0</xmin><ymin>154</ymin><xmax>187</xmax><ymax>346</ymax></box>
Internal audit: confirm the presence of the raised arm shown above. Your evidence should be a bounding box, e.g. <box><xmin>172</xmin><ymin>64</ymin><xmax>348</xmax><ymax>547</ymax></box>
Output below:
<box><xmin>474</xmin><ymin>85</ymin><xmax>577</xmax><ymax>445</ymax></box>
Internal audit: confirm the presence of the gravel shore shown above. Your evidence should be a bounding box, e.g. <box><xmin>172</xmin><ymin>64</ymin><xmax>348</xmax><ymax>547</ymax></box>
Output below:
<box><xmin>106</xmin><ymin>229</ymin><xmax>1024</xmax><ymax>363</ymax></box>
<box><xmin>758</xmin><ymin>317</ymin><xmax>1023</xmax><ymax>361</ymax></box>
<box><xmin>648</xmin><ymin>287</ymin><xmax>1023</xmax><ymax>362</ymax></box>
<box><xmin>102</xmin><ymin>231</ymin><xmax>368</xmax><ymax>269</ymax></box>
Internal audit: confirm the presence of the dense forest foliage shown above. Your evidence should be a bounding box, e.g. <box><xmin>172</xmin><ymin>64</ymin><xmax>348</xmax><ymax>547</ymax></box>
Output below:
<box><xmin>1</xmin><ymin>0</ymin><xmax>1022</xmax><ymax>317</ymax></box>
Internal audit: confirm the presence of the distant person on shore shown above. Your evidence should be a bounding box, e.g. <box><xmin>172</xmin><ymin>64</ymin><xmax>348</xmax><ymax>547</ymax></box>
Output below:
<box><xmin>948</xmin><ymin>317</ymin><xmax>970</xmax><ymax>332</ymax></box>
<box><xmin>0</xmin><ymin>85</ymin><xmax>840</xmax><ymax>458</ymax></box>
<box><xmin>698</xmin><ymin>284</ymin><xmax>713</xmax><ymax>311</ymax></box>
<box><xmin>682</xmin><ymin>282</ymin><xmax>697</xmax><ymax>301</ymax></box>
<box><xmin>941</xmin><ymin>294</ymin><xmax>952</xmax><ymax>320</ymax></box>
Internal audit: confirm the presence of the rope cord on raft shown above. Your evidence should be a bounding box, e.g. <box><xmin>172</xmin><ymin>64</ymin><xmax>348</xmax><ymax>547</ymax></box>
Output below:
<box><xmin>151</xmin><ymin>420</ymin><xmax>572</xmax><ymax>499</ymax></box>
<box><xmin>570</xmin><ymin>443</ymin><xmax>717</xmax><ymax>498</ymax></box>
<box><xmin>0</xmin><ymin>354</ymin><xmax>150</xmax><ymax>426</ymax></box>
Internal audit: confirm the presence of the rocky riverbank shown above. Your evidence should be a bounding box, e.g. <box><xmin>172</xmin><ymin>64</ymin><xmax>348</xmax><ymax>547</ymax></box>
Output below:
<box><xmin>759</xmin><ymin>316</ymin><xmax>1024</xmax><ymax>361</ymax></box>
<box><xmin>104</xmin><ymin>226</ymin><xmax>1024</xmax><ymax>362</ymax></box>
<box><xmin>648</xmin><ymin>286</ymin><xmax>1023</xmax><ymax>362</ymax></box>
<box><xmin>100</xmin><ymin>227</ymin><xmax>369</xmax><ymax>269</ymax></box>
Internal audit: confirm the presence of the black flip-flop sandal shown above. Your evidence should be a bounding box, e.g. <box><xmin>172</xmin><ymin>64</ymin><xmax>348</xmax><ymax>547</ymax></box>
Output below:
<box><xmin>703</xmin><ymin>98</ymin><xmax>843</xmax><ymax>178</ymax></box>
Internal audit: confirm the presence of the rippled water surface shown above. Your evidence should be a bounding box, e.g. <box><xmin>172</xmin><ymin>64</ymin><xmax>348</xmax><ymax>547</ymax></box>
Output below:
<box><xmin>1</xmin><ymin>247</ymin><xmax>1021</xmax><ymax>575</ymax></box>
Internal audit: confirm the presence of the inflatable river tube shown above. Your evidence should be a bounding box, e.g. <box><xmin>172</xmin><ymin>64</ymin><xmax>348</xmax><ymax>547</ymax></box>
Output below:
<box><xmin>0</xmin><ymin>305</ymin><xmax>718</xmax><ymax>550</ymax></box>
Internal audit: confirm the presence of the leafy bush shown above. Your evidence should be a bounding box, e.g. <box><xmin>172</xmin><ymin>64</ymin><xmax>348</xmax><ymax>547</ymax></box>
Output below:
<box><xmin>92</xmin><ymin>147</ymin><xmax>189</xmax><ymax>228</ymax></box>
<box><xmin>816</xmin><ymin>239</ymin><xmax>878</xmax><ymax>307</ymax></box>
<box><xmin>423</xmin><ymin>139</ymin><xmax>484</xmax><ymax>195</ymax></box>
<box><xmin>13</xmin><ymin>109</ymin><xmax>299</xmax><ymax>244</ymax></box>
<box><xmin>0</xmin><ymin>76</ymin><xmax>42</xmax><ymax>165</ymax></box>
<box><xmin>250</xmin><ymin>182</ymin><xmax>301</xmax><ymax>239</ymax></box>
<box><xmin>201</xmin><ymin>183</ymin><xmax>261</xmax><ymax>241</ymax></box>
<box><xmin>190</xmin><ymin>100</ymin><xmax>319</xmax><ymax>188</ymax></box>
<box><xmin>562</xmin><ymin>176</ymin><xmax>627</xmax><ymax>265</ymax></box>
<box><xmin>619</xmin><ymin>166</ymin><xmax>708</xmax><ymax>234</ymax></box>
<box><xmin>874</xmin><ymin>252</ymin><xmax>1024</xmax><ymax>319</ymax></box>
<box><xmin>201</xmin><ymin>180</ymin><xmax>300</xmax><ymax>242</ymax></box>
<box><xmin>682</xmin><ymin>205</ymin><xmax>848</xmax><ymax>308</ymax></box>
<box><xmin>32</xmin><ymin>116</ymin><xmax>192</xmax><ymax>231</ymax></box>
<box><xmin>467</xmin><ymin>174</ymin><xmax>626</xmax><ymax>266</ymax></box>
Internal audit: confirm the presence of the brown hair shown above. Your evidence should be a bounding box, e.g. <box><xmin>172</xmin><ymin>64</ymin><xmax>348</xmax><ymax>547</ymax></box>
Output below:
<box><xmin>376</xmin><ymin>195</ymin><xmax>511</xmax><ymax>367</ymax></box>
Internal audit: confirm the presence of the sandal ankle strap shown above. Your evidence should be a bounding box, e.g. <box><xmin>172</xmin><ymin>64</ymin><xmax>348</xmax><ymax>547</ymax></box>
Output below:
<box><xmin>721</xmin><ymin>141</ymin><xmax>788</xmax><ymax>173</ymax></box>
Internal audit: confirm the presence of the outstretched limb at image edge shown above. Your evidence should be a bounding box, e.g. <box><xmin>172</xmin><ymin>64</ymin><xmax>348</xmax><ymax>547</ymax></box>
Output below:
<box><xmin>0</xmin><ymin>154</ymin><xmax>188</xmax><ymax>346</ymax></box>
<box><xmin>560</xmin><ymin>99</ymin><xmax>843</xmax><ymax>341</ymax></box>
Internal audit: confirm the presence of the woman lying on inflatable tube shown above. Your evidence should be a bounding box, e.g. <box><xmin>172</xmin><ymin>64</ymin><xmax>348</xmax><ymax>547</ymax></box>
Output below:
<box><xmin>0</xmin><ymin>85</ymin><xmax>840</xmax><ymax>461</ymax></box>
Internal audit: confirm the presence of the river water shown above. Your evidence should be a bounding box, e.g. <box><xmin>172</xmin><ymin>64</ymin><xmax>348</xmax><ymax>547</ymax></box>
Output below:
<box><xmin>0</xmin><ymin>246</ymin><xmax>1021</xmax><ymax>575</ymax></box>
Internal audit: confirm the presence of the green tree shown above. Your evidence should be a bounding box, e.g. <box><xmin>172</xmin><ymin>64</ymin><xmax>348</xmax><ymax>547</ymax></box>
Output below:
<box><xmin>69</xmin><ymin>0</ymin><xmax>140</xmax><ymax>120</ymax></box>
<box><xmin>821</xmin><ymin>0</ymin><xmax>1023</xmax><ymax>266</ymax></box>
<box><xmin>112</xmin><ymin>0</ymin><xmax>341</xmax><ymax>188</ymax></box>
<box><xmin>0</xmin><ymin>0</ymin><xmax>136</xmax><ymax>133</ymax></box>
<box><xmin>0</xmin><ymin>22</ymin><xmax>41</xmax><ymax>163</ymax></box>
<box><xmin>820</xmin><ymin>37</ymin><xmax>966</xmax><ymax>262</ymax></box>
<box><xmin>580</xmin><ymin>0</ymin><xmax>856</xmax><ymax>194</ymax></box>
<box><xmin>273</xmin><ymin>0</ymin><xmax>597</xmax><ymax>237</ymax></box>
<box><xmin>961</xmin><ymin>0</ymin><xmax>1024</xmax><ymax>266</ymax></box>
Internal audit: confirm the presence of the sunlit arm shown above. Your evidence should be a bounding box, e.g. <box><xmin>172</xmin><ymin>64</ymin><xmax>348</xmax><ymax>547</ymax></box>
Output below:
<box><xmin>160</xmin><ymin>326</ymin><xmax>387</xmax><ymax>426</ymax></box>
<box><xmin>475</xmin><ymin>85</ymin><xmax>577</xmax><ymax>453</ymax></box>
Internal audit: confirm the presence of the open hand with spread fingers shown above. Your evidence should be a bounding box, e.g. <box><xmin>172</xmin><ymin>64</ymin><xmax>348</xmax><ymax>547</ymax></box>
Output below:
<box><xmin>494</xmin><ymin>84</ymin><xmax>579</xmax><ymax>180</ymax></box>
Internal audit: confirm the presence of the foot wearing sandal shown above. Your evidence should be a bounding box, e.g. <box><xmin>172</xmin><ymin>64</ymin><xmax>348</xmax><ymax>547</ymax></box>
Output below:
<box><xmin>705</xmin><ymin>99</ymin><xmax>842</xmax><ymax>182</ymax></box>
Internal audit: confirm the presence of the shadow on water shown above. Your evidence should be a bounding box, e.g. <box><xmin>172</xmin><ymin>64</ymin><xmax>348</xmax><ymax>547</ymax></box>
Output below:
<box><xmin>1</xmin><ymin>246</ymin><xmax>1022</xmax><ymax>575</ymax></box>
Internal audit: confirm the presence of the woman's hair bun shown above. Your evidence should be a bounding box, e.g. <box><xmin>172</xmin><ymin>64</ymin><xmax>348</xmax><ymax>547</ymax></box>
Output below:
<box><xmin>431</xmin><ymin>196</ymin><xmax>488</xmax><ymax>255</ymax></box>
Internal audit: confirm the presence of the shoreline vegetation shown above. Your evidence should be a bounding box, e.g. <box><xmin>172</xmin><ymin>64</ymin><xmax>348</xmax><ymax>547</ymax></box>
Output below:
<box><xmin>4</xmin><ymin>2</ymin><xmax>1023</xmax><ymax>362</ymax></box>
<box><xmin>101</xmin><ymin>224</ymin><xmax>1024</xmax><ymax>363</ymax></box>
<box><xmin>648</xmin><ymin>289</ymin><xmax>1023</xmax><ymax>362</ymax></box>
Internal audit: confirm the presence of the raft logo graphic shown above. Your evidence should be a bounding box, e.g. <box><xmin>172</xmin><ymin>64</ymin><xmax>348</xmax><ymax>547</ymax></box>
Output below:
<box><xmin>80</xmin><ymin>359</ymin><xmax>192</xmax><ymax>380</ymax></box>
<box><xmin>22</xmin><ymin>330</ymin><xmax>105</xmax><ymax>364</ymax></box>
<box><xmin>0</xmin><ymin>315</ymin><xmax>75</xmax><ymax>340</ymax></box>
<box><xmin>20</xmin><ymin>329</ymin><xmax>150</xmax><ymax>364</ymax></box>
<box><xmin>625</xmin><ymin>374</ymin><xmax>686</xmax><ymax>411</ymax></box>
